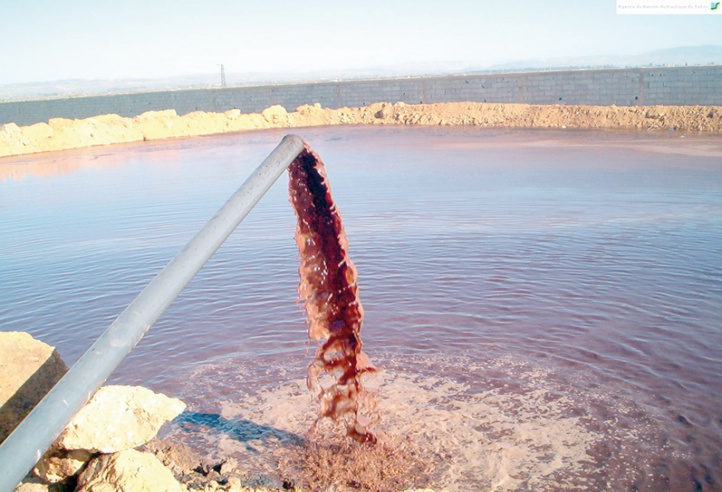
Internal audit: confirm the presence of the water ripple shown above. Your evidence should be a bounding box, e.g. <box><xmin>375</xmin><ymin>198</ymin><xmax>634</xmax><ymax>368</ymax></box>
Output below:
<box><xmin>2</xmin><ymin>127</ymin><xmax>722</xmax><ymax>486</ymax></box>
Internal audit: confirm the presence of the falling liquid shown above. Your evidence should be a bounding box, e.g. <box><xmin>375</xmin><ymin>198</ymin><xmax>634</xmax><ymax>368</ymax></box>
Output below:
<box><xmin>288</xmin><ymin>142</ymin><xmax>377</xmax><ymax>443</ymax></box>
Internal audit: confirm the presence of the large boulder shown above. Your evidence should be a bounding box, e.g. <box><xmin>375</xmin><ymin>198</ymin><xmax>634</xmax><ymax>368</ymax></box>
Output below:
<box><xmin>0</xmin><ymin>332</ymin><xmax>68</xmax><ymax>443</ymax></box>
<box><xmin>55</xmin><ymin>385</ymin><xmax>186</xmax><ymax>453</ymax></box>
<box><xmin>34</xmin><ymin>385</ymin><xmax>186</xmax><ymax>483</ymax></box>
<box><xmin>76</xmin><ymin>449</ymin><xmax>186</xmax><ymax>492</ymax></box>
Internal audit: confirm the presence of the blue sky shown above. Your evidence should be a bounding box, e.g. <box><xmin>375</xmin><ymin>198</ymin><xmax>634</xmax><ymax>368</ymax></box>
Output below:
<box><xmin>1</xmin><ymin>0</ymin><xmax>719</xmax><ymax>84</ymax></box>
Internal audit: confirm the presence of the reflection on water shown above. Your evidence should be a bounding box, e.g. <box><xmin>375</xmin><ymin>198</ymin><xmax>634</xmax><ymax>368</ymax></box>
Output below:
<box><xmin>1</xmin><ymin>127</ymin><xmax>722</xmax><ymax>490</ymax></box>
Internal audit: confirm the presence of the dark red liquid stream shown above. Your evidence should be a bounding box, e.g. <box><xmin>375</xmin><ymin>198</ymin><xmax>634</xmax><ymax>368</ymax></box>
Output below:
<box><xmin>288</xmin><ymin>143</ymin><xmax>377</xmax><ymax>443</ymax></box>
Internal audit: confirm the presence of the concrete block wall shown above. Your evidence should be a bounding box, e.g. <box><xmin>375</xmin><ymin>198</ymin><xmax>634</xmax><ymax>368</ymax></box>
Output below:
<box><xmin>1</xmin><ymin>66</ymin><xmax>720</xmax><ymax>126</ymax></box>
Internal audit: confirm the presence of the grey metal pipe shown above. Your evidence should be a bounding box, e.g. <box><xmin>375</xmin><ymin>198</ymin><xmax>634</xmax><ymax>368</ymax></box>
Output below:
<box><xmin>0</xmin><ymin>134</ymin><xmax>305</xmax><ymax>491</ymax></box>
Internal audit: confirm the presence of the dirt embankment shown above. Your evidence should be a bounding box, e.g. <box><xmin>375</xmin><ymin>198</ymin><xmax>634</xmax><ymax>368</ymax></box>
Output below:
<box><xmin>1</xmin><ymin>102</ymin><xmax>721</xmax><ymax>158</ymax></box>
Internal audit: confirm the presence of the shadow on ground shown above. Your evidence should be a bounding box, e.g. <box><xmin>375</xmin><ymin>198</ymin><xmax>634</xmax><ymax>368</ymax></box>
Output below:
<box><xmin>174</xmin><ymin>412</ymin><xmax>305</xmax><ymax>451</ymax></box>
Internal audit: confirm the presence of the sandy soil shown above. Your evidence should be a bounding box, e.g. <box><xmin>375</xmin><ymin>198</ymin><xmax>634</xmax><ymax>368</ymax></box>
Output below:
<box><xmin>1</xmin><ymin>102</ymin><xmax>721</xmax><ymax>158</ymax></box>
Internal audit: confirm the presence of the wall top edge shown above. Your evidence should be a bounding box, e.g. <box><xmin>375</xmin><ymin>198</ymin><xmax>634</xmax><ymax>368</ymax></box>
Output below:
<box><xmin>2</xmin><ymin>65</ymin><xmax>721</xmax><ymax>105</ymax></box>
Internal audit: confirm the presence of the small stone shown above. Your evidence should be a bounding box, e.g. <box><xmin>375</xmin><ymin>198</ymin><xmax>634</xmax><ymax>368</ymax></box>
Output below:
<box><xmin>34</xmin><ymin>448</ymin><xmax>93</xmax><ymax>483</ymax></box>
<box><xmin>76</xmin><ymin>449</ymin><xmax>185</xmax><ymax>492</ymax></box>
<box><xmin>13</xmin><ymin>477</ymin><xmax>64</xmax><ymax>492</ymax></box>
<box><xmin>226</xmin><ymin>476</ymin><xmax>244</xmax><ymax>491</ymax></box>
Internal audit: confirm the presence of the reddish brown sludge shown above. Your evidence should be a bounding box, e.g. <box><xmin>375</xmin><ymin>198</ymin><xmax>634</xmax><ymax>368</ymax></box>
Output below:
<box><xmin>288</xmin><ymin>143</ymin><xmax>377</xmax><ymax>443</ymax></box>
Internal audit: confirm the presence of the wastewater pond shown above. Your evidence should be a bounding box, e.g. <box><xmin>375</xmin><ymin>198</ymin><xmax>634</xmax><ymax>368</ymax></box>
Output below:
<box><xmin>1</xmin><ymin>126</ymin><xmax>722</xmax><ymax>491</ymax></box>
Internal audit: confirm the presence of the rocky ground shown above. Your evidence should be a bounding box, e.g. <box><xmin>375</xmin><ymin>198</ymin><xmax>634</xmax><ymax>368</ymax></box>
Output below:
<box><xmin>1</xmin><ymin>332</ymin><xmax>438</xmax><ymax>492</ymax></box>
<box><xmin>1</xmin><ymin>102</ymin><xmax>721</xmax><ymax>158</ymax></box>
<box><xmin>0</xmin><ymin>332</ymin><xmax>268</xmax><ymax>491</ymax></box>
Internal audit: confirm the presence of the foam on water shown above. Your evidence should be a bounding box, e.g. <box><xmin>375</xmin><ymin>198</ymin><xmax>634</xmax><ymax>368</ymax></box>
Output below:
<box><xmin>162</xmin><ymin>349</ymin><xmax>693</xmax><ymax>491</ymax></box>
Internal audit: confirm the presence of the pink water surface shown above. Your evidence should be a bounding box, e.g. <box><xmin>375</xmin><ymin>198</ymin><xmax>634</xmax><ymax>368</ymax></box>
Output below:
<box><xmin>2</xmin><ymin>126</ymin><xmax>721</xmax><ymax>489</ymax></box>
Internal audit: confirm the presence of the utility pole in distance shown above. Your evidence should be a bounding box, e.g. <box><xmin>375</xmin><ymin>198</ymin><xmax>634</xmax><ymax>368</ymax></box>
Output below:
<box><xmin>219</xmin><ymin>64</ymin><xmax>227</xmax><ymax>87</ymax></box>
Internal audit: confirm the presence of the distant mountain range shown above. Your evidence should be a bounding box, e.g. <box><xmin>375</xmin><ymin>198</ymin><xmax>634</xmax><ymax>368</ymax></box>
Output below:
<box><xmin>486</xmin><ymin>45</ymin><xmax>722</xmax><ymax>71</ymax></box>
<box><xmin>1</xmin><ymin>46</ymin><xmax>720</xmax><ymax>102</ymax></box>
